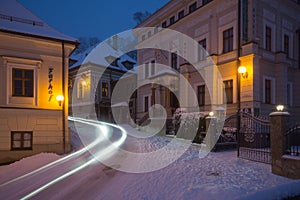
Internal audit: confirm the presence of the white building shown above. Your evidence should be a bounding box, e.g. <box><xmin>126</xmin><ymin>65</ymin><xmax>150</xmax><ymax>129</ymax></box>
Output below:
<box><xmin>0</xmin><ymin>0</ymin><xmax>77</xmax><ymax>164</ymax></box>
<box><xmin>135</xmin><ymin>0</ymin><xmax>300</xmax><ymax>133</ymax></box>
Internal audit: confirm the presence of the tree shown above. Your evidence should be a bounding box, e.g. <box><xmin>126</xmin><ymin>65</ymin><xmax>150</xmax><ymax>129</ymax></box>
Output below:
<box><xmin>133</xmin><ymin>11</ymin><xmax>151</xmax><ymax>25</ymax></box>
<box><xmin>73</xmin><ymin>37</ymin><xmax>101</xmax><ymax>55</ymax></box>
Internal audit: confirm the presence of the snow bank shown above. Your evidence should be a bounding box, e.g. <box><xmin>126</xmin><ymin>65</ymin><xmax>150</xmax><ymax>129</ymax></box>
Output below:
<box><xmin>239</xmin><ymin>180</ymin><xmax>300</xmax><ymax>200</ymax></box>
<box><xmin>0</xmin><ymin>153</ymin><xmax>61</xmax><ymax>184</ymax></box>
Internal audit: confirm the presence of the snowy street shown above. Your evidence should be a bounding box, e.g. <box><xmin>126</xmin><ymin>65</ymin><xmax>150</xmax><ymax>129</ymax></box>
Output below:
<box><xmin>0</xmin><ymin>119</ymin><xmax>300</xmax><ymax>200</ymax></box>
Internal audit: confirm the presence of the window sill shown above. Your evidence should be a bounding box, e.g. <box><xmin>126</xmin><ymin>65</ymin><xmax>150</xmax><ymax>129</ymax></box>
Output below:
<box><xmin>8</xmin><ymin>96</ymin><xmax>36</xmax><ymax>106</ymax></box>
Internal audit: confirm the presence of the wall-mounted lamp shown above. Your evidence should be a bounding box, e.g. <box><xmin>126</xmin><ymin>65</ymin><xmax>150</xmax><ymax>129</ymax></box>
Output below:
<box><xmin>276</xmin><ymin>105</ymin><xmax>284</xmax><ymax>112</ymax></box>
<box><xmin>209</xmin><ymin>111</ymin><xmax>214</xmax><ymax>117</ymax></box>
<box><xmin>81</xmin><ymin>80</ymin><xmax>87</xmax><ymax>87</ymax></box>
<box><xmin>238</xmin><ymin>66</ymin><xmax>248</xmax><ymax>79</ymax></box>
<box><xmin>56</xmin><ymin>95</ymin><xmax>64</xmax><ymax>106</ymax></box>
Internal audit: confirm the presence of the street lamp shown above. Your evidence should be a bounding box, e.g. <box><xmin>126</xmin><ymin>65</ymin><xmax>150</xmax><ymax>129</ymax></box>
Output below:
<box><xmin>276</xmin><ymin>105</ymin><xmax>284</xmax><ymax>112</ymax></box>
<box><xmin>238</xmin><ymin>66</ymin><xmax>248</xmax><ymax>79</ymax></box>
<box><xmin>56</xmin><ymin>95</ymin><xmax>64</xmax><ymax>106</ymax></box>
<box><xmin>81</xmin><ymin>80</ymin><xmax>87</xmax><ymax>86</ymax></box>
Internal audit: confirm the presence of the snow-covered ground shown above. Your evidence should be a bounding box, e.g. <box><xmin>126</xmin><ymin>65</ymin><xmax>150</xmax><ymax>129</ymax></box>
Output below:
<box><xmin>1</xmin><ymin>123</ymin><xmax>300</xmax><ymax>200</ymax></box>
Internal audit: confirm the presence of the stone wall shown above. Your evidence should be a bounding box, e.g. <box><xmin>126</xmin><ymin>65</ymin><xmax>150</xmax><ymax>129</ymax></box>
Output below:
<box><xmin>270</xmin><ymin>112</ymin><xmax>300</xmax><ymax>179</ymax></box>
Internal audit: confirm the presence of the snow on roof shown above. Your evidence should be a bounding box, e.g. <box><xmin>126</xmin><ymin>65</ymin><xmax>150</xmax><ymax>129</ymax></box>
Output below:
<box><xmin>111</xmin><ymin>102</ymin><xmax>128</xmax><ymax>107</ymax></box>
<box><xmin>0</xmin><ymin>0</ymin><xmax>78</xmax><ymax>43</ymax></box>
<box><xmin>69</xmin><ymin>41</ymin><xmax>136</xmax><ymax>73</ymax></box>
<box><xmin>149</xmin><ymin>68</ymin><xmax>177</xmax><ymax>79</ymax></box>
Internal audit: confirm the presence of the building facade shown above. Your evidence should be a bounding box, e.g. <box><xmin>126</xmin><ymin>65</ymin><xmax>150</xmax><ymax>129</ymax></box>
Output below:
<box><xmin>69</xmin><ymin>40</ymin><xmax>136</xmax><ymax>123</ymax></box>
<box><xmin>135</xmin><ymin>0</ymin><xmax>300</xmax><ymax>133</ymax></box>
<box><xmin>0</xmin><ymin>0</ymin><xmax>77</xmax><ymax>164</ymax></box>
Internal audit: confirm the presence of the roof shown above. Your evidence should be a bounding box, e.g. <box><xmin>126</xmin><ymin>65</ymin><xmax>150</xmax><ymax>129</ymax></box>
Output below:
<box><xmin>0</xmin><ymin>0</ymin><xmax>78</xmax><ymax>44</ymax></box>
<box><xmin>69</xmin><ymin>41</ymin><xmax>137</xmax><ymax>73</ymax></box>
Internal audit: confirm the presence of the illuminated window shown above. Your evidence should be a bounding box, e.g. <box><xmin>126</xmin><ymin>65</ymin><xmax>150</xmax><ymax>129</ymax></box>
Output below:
<box><xmin>12</xmin><ymin>68</ymin><xmax>33</xmax><ymax>97</ymax></box>
<box><xmin>11</xmin><ymin>131</ymin><xmax>32</xmax><ymax>150</ymax></box>
<box><xmin>102</xmin><ymin>82</ymin><xmax>109</xmax><ymax>98</ymax></box>
<box><xmin>77</xmin><ymin>81</ymin><xmax>84</xmax><ymax>99</ymax></box>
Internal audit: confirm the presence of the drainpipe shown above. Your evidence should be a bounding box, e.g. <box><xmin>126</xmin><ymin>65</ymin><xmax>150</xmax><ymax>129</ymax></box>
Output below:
<box><xmin>62</xmin><ymin>41</ymin><xmax>66</xmax><ymax>153</ymax></box>
<box><xmin>237</xmin><ymin>0</ymin><xmax>242</xmax><ymax>157</ymax></box>
<box><xmin>297</xmin><ymin>29</ymin><xmax>300</xmax><ymax>69</ymax></box>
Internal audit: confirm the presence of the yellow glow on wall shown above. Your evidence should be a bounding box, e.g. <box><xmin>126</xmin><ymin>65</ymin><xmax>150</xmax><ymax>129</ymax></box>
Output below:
<box><xmin>56</xmin><ymin>95</ymin><xmax>64</xmax><ymax>106</ymax></box>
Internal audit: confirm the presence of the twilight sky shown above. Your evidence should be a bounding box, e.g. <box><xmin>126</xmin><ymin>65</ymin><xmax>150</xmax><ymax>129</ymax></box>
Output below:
<box><xmin>18</xmin><ymin>0</ymin><xmax>169</xmax><ymax>40</ymax></box>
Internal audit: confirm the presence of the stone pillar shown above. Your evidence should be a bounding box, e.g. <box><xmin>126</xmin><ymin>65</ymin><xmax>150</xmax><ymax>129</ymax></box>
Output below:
<box><xmin>269</xmin><ymin>111</ymin><xmax>290</xmax><ymax>176</ymax></box>
<box><xmin>151</xmin><ymin>85</ymin><xmax>156</xmax><ymax>106</ymax></box>
<box><xmin>205</xmin><ymin>116</ymin><xmax>217</xmax><ymax>151</ymax></box>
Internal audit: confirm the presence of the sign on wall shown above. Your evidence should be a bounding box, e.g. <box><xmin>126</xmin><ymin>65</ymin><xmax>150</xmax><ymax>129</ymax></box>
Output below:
<box><xmin>48</xmin><ymin>67</ymin><xmax>54</xmax><ymax>102</ymax></box>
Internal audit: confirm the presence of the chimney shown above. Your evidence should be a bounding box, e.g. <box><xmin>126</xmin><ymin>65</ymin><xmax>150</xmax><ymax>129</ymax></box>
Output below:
<box><xmin>112</xmin><ymin>35</ymin><xmax>118</xmax><ymax>50</ymax></box>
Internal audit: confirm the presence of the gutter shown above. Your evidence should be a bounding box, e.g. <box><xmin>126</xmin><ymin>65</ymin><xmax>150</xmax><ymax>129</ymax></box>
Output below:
<box><xmin>62</xmin><ymin>41</ymin><xmax>66</xmax><ymax>153</ymax></box>
<box><xmin>0</xmin><ymin>29</ymin><xmax>79</xmax><ymax>45</ymax></box>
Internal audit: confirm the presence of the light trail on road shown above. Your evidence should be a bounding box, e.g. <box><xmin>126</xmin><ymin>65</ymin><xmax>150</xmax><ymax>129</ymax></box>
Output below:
<box><xmin>0</xmin><ymin>117</ymin><xmax>127</xmax><ymax>200</ymax></box>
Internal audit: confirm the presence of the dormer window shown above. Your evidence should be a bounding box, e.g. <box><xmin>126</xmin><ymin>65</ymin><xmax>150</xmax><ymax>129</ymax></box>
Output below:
<box><xmin>189</xmin><ymin>2</ymin><xmax>197</xmax><ymax>13</ymax></box>
<box><xmin>105</xmin><ymin>56</ymin><xmax>119</xmax><ymax>67</ymax></box>
<box><xmin>170</xmin><ymin>16</ymin><xmax>175</xmax><ymax>25</ymax></box>
<box><xmin>178</xmin><ymin>10</ymin><xmax>184</xmax><ymax>20</ymax></box>
<box><xmin>122</xmin><ymin>61</ymin><xmax>135</xmax><ymax>70</ymax></box>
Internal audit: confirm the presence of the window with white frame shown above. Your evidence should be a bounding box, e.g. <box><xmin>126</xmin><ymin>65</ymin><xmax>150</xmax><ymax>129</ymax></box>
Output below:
<box><xmin>150</xmin><ymin>60</ymin><xmax>155</xmax><ymax>76</ymax></box>
<box><xmin>287</xmin><ymin>82</ymin><xmax>293</xmax><ymax>106</ymax></box>
<box><xmin>265</xmin><ymin>79</ymin><xmax>271</xmax><ymax>104</ymax></box>
<box><xmin>145</xmin><ymin>63</ymin><xmax>149</xmax><ymax>78</ymax></box>
<box><xmin>12</xmin><ymin>68</ymin><xmax>34</xmax><ymax>97</ymax></box>
<box><xmin>283</xmin><ymin>34</ymin><xmax>289</xmax><ymax>56</ymax></box>
<box><xmin>265</xmin><ymin>26</ymin><xmax>272</xmax><ymax>51</ymax></box>
<box><xmin>189</xmin><ymin>2</ymin><xmax>197</xmax><ymax>13</ymax></box>
<box><xmin>170</xmin><ymin>16</ymin><xmax>175</xmax><ymax>25</ymax></box>
<box><xmin>197</xmin><ymin>84</ymin><xmax>205</xmax><ymax>106</ymax></box>
<box><xmin>77</xmin><ymin>80</ymin><xmax>84</xmax><ymax>99</ymax></box>
<box><xmin>144</xmin><ymin>96</ymin><xmax>149</xmax><ymax>112</ymax></box>
<box><xmin>4</xmin><ymin>56</ymin><xmax>40</xmax><ymax>106</ymax></box>
<box><xmin>203</xmin><ymin>0</ymin><xmax>212</xmax><ymax>5</ymax></box>
<box><xmin>263</xmin><ymin>76</ymin><xmax>275</xmax><ymax>104</ymax></box>
<box><xmin>263</xmin><ymin>20</ymin><xmax>276</xmax><ymax>52</ymax></box>
<box><xmin>171</xmin><ymin>52</ymin><xmax>178</xmax><ymax>70</ymax></box>
<box><xmin>223</xmin><ymin>27</ymin><xmax>233</xmax><ymax>53</ymax></box>
<box><xmin>178</xmin><ymin>10</ymin><xmax>184</xmax><ymax>20</ymax></box>
<box><xmin>198</xmin><ymin>38</ymin><xmax>207</xmax><ymax>61</ymax></box>
<box><xmin>223</xmin><ymin>80</ymin><xmax>233</xmax><ymax>104</ymax></box>
<box><xmin>282</xmin><ymin>31</ymin><xmax>293</xmax><ymax>58</ymax></box>
<box><xmin>11</xmin><ymin>131</ymin><xmax>32</xmax><ymax>150</ymax></box>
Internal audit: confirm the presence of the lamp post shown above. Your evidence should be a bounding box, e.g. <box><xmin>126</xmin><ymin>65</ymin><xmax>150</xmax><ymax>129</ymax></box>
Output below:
<box><xmin>237</xmin><ymin>65</ymin><xmax>247</xmax><ymax>157</ymax></box>
<box><xmin>56</xmin><ymin>95</ymin><xmax>64</xmax><ymax>107</ymax></box>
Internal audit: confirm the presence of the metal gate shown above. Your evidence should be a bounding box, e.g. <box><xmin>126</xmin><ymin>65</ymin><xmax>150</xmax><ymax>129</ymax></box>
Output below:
<box><xmin>237</xmin><ymin>112</ymin><xmax>271</xmax><ymax>164</ymax></box>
